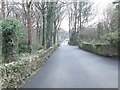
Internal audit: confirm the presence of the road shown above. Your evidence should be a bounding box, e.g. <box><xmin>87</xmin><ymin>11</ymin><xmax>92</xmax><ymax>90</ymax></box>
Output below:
<box><xmin>21</xmin><ymin>43</ymin><xmax>118</xmax><ymax>88</ymax></box>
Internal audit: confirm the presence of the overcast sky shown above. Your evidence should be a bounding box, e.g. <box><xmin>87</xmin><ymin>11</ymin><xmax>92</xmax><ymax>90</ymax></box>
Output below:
<box><xmin>1</xmin><ymin>0</ymin><xmax>115</xmax><ymax>31</ymax></box>
<box><xmin>60</xmin><ymin>0</ymin><xmax>115</xmax><ymax>31</ymax></box>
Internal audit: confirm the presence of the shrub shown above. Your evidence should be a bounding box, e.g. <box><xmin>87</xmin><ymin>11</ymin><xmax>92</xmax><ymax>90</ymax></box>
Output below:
<box><xmin>32</xmin><ymin>44</ymin><xmax>44</xmax><ymax>52</ymax></box>
<box><xmin>1</xmin><ymin>17</ymin><xmax>21</xmax><ymax>63</ymax></box>
<box><xmin>18</xmin><ymin>43</ymin><xmax>28</xmax><ymax>53</ymax></box>
<box><xmin>37</xmin><ymin>44</ymin><xmax>44</xmax><ymax>50</ymax></box>
<box><xmin>100</xmin><ymin>31</ymin><xmax>118</xmax><ymax>46</ymax></box>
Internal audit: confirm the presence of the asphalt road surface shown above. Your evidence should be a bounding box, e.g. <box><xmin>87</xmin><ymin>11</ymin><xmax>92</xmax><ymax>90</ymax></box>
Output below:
<box><xmin>21</xmin><ymin>43</ymin><xmax>118</xmax><ymax>88</ymax></box>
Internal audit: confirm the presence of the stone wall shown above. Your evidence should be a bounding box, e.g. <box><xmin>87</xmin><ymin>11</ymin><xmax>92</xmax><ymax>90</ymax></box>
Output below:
<box><xmin>79</xmin><ymin>42</ymin><xmax>118</xmax><ymax>57</ymax></box>
<box><xmin>0</xmin><ymin>45</ymin><xmax>58</xmax><ymax>88</ymax></box>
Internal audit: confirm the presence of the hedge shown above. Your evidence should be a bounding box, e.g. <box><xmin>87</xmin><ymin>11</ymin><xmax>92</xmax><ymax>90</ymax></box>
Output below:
<box><xmin>0</xmin><ymin>45</ymin><xmax>58</xmax><ymax>88</ymax></box>
<box><xmin>79</xmin><ymin>42</ymin><xmax>118</xmax><ymax>57</ymax></box>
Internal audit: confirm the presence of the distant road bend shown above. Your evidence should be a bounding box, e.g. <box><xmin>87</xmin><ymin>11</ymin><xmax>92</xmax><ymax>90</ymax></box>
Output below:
<box><xmin>21</xmin><ymin>43</ymin><xmax>118</xmax><ymax>88</ymax></box>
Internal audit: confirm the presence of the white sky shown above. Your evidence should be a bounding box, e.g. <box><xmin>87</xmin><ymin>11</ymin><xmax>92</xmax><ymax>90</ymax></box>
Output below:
<box><xmin>60</xmin><ymin>0</ymin><xmax>115</xmax><ymax>31</ymax></box>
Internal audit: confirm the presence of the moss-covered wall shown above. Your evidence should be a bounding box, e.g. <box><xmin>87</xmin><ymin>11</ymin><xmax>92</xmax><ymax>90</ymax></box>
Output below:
<box><xmin>0</xmin><ymin>45</ymin><xmax>58</xmax><ymax>88</ymax></box>
<box><xmin>79</xmin><ymin>42</ymin><xmax>118</xmax><ymax>57</ymax></box>
<box><xmin>96</xmin><ymin>45</ymin><xmax>118</xmax><ymax>56</ymax></box>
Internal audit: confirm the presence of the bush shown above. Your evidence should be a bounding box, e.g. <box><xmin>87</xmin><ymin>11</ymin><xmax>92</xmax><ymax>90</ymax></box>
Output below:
<box><xmin>32</xmin><ymin>44</ymin><xmax>44</xmax><ymax>52</ymax></box>
<box><xmin>100</xmin><ymin>31</ymin><xmax>118</xmax><ymax>46</ymax></box>
<box><xmin>18</xmin><ymin>43</ymin><xmax>28</xmax><ymax>53</ymax></box>
<box><xmin>0</xmin><ymin>17</ymin><xmax>21</xmax><ymax>63</ymax></box>
<box><xmin>38</xmin><ymin>44</ymin><xmax>44</xmax><ymax>50</ymax></box>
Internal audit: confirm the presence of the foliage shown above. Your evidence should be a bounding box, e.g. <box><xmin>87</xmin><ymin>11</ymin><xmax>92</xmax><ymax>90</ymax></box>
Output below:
<box><xmin>37</xmin><ymin>44</ymin><xmax>44</xmax><ymax>50</ymax></box>
<box><xmin>18</xmin><ymin>43</ymin><xmax>28</xmax><ymax>53</ymax></box>
<box><xmin>0</xmin><ymin>17</ymin><xmax>21</xmax><ymax>63</ymax></box>
<box><xmin>78</xmin><ymin>31</ymin><xmax>118</xmax><ymax>57</ymax></box>
<box><xmin>100</xmin><ymin>31</ymin><xmax>118</xmax><ymax>46</ymax></box>
<box><xmin>0</xmin><ymin>45</ymin><xmax>58</xmax><ymax>88</ymax></box>
<box><xmin>79</xmin><ymin>42</ymin><xmax>118</xmax><ymax>57</ymax></box>
<box><xmin>16</xmin><ymin>53</ymin><xmax>29</xmax><ymax>59</ymax></box>
<box><xmin>32</xmin><ymin>44</ymin><xmax>44</xmax><ymax>53</ymax></box>
<box><xmin>46</xmin><ymin>2</ymin><xmax>56</xmax><ymax>49</ymax></box>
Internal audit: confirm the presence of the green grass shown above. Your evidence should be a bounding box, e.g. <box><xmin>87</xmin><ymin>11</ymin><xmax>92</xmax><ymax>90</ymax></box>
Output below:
<box><xmin>16</xmin><ymin>53</ymin><xmax>29</xmax><ymax>59</ymax></box>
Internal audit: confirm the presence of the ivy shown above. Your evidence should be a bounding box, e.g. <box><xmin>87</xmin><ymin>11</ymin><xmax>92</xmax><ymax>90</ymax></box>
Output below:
<box><xmin>0</xmin><ymin>17</ymin><xmax>21</xmax><ymax>63</ymax></box>
<box><xmin>0</xmin><ymin>45</ymin><xmax>58</xmax><ymax>88</ymax></box>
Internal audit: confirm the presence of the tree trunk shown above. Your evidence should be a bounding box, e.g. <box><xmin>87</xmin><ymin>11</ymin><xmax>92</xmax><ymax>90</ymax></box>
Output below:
<box><xmin>1</xmin><ymin>0</ymin><xmax>5</xmax><ymax>18</ymax></box>
<box><xmin>53</xmin><ymin>21</ymin><xmax>57</xmax><ymax>44</ymax></box>
<box><xmin>26</xmin><ymin>2</ymin><xmax>32</xmax><ymax>53</ymax></box>
<box><xmin>46</xmin><ymin>2</ymin><xmax>55</xmax><ymax>49</ymax></box>
<box><xmin>42</xmin><ymin>11</ymin><xmax>46</xmax><ymax>48</ymax></box>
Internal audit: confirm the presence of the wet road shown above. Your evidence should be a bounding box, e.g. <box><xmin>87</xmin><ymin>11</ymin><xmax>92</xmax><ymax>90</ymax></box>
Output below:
<box><xmin>21</xmin><ymin>43</ymin><xmax>118</xmax><ymax>88</ymax></box>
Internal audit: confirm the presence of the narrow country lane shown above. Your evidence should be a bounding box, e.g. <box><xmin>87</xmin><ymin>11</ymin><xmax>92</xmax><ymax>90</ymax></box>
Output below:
<box><xmin>21</xmin><ymin>43</ymin><xmax>118</xmax><ymax>88</ymax></box>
